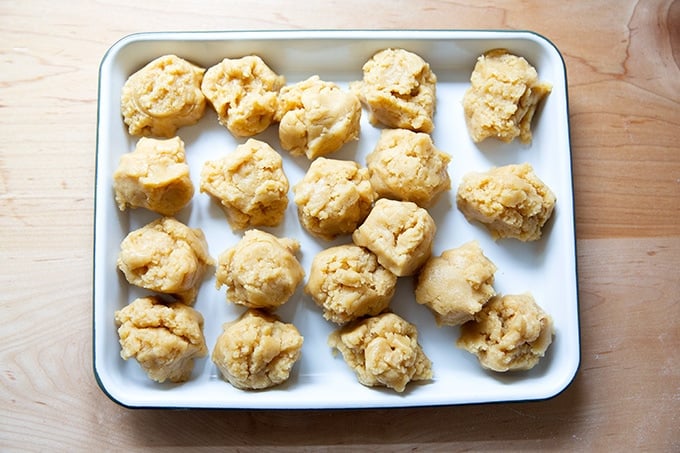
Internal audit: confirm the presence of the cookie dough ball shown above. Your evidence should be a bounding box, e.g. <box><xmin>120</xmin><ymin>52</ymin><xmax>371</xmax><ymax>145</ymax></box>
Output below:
<box><xmin>352</xmin><ymin>198</ymin><xmax>436</xmax><ymax>277</ymax></box>
<box><xmin>120</xmin><ymin>54</ymin><xmax>206</xmax><ymax>137</ymax></box>
<box><xmin>366</xmin><ymin>129</ymin><xmax>451</xmax><ymax>207</ymax></box>
<box><xmin>350</xmin><ymin>48</ymin><xmax>436</xmax><ymax>133</ymax></box>
<box><xmin>457</xmin><ymin>293</ymin><xmax>554</xmax><ymax>372</ymax></box>
<box><xmin>117</xmin><ymin>217</ymin><xmax>213</xmax><ymax>304</ymax></box>
<box><xmin>456</xmin><ymin>163</ymin><xmax>556</xmax><ymax>241</ymax></box>
<box><xmin>328</xmin><ymin>312</ymin><xmax>432</xmax><ymax>392</ymax></box>
<box><xmin>200</xmin><ymin>139</ymin><xmax>289</xmax><ymax>230</ymax></box>
<box><xmin>275</xmin><ymin>75</ymin><xmax>361</xmax><ymax>159</ymax></box>
<box><xmin>293</xmin><ymin>158</ymin><xmax>377</xmax><ymax>240</ymax></box>
<box><xmin>114</xmin><ymin>296</ymin><xmax>208</xmax><ymax>383</ymax></box>
<box><xmin>415</xmin><ymin>241</ymin><xmax>497</xmax><ymax>326</ymax></box>
<box><xmin>201</xmin><ymin>55</ymin><xmax>285</xmax><ymax>137</ymax></box>
<box><xmin>216</xmin><ymin>230</ymin><xmax>304</xmax><ymax>310</ymax></box>
<box><xmin>212</xmin><ymin>309</ymin><xmax>304</xmax><ymax>390</ymax></box>
<box><xmin>113</xmin><ymin>136</ymin><xmax>194</xmax><ymax>216</ymax></box>
<box><xmin>462</xmin><ymin>49</ymin><xmax>552</xmax><ymax>143</ymax></box>
<box><xmin>305</xmin><ymin>245</ymin><xmax>397</xmax><ymax>324</ymax></box>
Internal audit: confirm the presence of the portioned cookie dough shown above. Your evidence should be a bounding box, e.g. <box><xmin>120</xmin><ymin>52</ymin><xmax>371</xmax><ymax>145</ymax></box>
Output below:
<box><xmin>456</xmin><ymin>163</ymin><xmax>556</xmax><ymax>241</ymax></box>
<box><xmin>305</xmin><ymin>245</ymin><xmax>397</xmax><ymax>325</ymax></box>
<box><xmin>328</xmin><ymin>312</ymin><xmax>433</xmax><ymax>393</ymax></box>
<box><xmin>114</xmin><ymin>296</ymin><xmax>208</xmax><ymax>383</ymax></box>
<box><xmin>462</xmin><ymin>49</ymin><xmax>552</xmax><ymax>143</ymax></box>
<box><xmin>117</xmin><ymin>217</ymin><xmax>213</xmax><ymax>305</ymax></box>
<box><xmin>201</xmin><ymin>55</ymin><xmax>285</xmax><ymax>137</ymax></box>
<box><xmin>216</xmin><ymin>229</ymin><xmax>304</xmax><ymax>310</ymax></box>
<box><xmin>113</xmin><ymin>136</ymin><xmax>194</xmax><ymax>216</ymax></box>
<box><xmin>120</xmin><ymin>54</ymin><xmax>206</xmax><ymax>137</ymax></box>
<box><xmin>293</xmin><ymin>157</ymin><xmax>377</xmax><ymax>240</ymax></box>
<box><xmin>274</xmin><ymin>75</ymin><xmax>361</xmax><ymax>159</ymax></box>
<box><xmin>350</xmin><ymin>48</ymin><xmax>437</xmax><ymax>133</ymax></box>
<box><xmin>352</xmin><ymin>198</ymin><xmax>436</xmax><ymax>277</ymax></box>
<box><xmin>366</xmin><ymin>128</ymin><xmax>451</xmax><ymax>207</ymax></box>
<box><xmin>415</xmin><ymin>241</ymin><xmax>497</xmax><ymax>326</ymax></box>
<box><xmin>457</xmin><ymin>293</ymin><xmax>554</xmax><ymax>372</ymax></box>
<box><xmin>212</xmin><ymin>309</ymin><xmax>304</xmax><ymax>390</ymax></box>
<box><xmin>200</xmin><ymin>139</ymin><xmax>289</xmax><ymax>230</ymax></box>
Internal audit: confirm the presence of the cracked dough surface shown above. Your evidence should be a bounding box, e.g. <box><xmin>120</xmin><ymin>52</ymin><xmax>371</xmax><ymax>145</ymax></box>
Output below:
<box><xmin>114</xmin><ymin>296</ymin><xmax>208</xmax><ymax>383</ymax></box>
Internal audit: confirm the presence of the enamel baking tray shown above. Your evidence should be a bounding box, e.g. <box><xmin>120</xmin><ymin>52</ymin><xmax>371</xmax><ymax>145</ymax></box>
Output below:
<box><xmin>93</xmin><ymin>30</ymin><xmax>579</xmax><ymax>409</ymax></box>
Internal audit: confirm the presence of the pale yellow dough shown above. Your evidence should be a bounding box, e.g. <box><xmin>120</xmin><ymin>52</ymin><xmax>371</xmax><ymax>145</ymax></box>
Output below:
<box><xmin>216</xmin><ymin>229</ymin><xmax>304</xmax><ymax>310</ymax></box>
<box><xmin>275</xmin><ymin>75</ymin><xmax>361</xmax><ymax>159</ymax></box>
<box><xmin>114</xmin><ymin>296</ymin><xmax>208</xmax><ymax>383</ymax></box>
<box><xmin>305</xmin><ymin>244</ymin><xmax>397</xmax><ymax>325</ymax></box>
<box><xmin>120</xmin><ymin>54</ymin><xmax>206</xmax><ymax>137</ymax></box>
<box><xmin>462</xmin><ymin>49</ymin><xmax>552</xmax><ymax>143</ymax></box>
<box><xmin>456</xmin><ymin>163</ymin><xmax>556</xmax><ymax>241</ymax></box>
<box><xmin>366</xmin><ymin>128</ymin><xmax>451</xmax><ymax>207</ymax></box>
<box><xmin>415</xmin><ymin>241</ymin><xmax>497</xmax><ymax>326</ymax></box>
<box><xmin>200</xmin><ymin>139</ymin><xmax>289</xmax><ymax>230</ymax></box>
<box><xmin>212</xmin><ymin>309</ymin><xmax>304</xmax><ymax>390</ymax></box>
<box><xmin>113</xmin><ymin>136</ymin><xmax>194</xmax><ymax>216</ymax></box>
<box><xmin>117</xmin><ymin>217</ymin><xmax>213</xmax><ymax>305</ymax></box>
<box><xmin>457</xmin><ymin>293</ymin><xmax>554</xmax><ymax>372</ymax></box>
<box><xmin>201</xmin><ymin>55</ymin><xmax>285</xmax><ymax>137</ymax></box>
<box><xmin>293</xmin><ymin>157</ymin><xmax>377</xmax><ymax>240</ymax></box>
<box><xmin>328</xmin><ymin>312</ymin><xmax>433</xmax><ymax>393</ymax></box>
<box><xmin>352</xmin><ymin>198</ymin><xmax>436</xmax><ymax>277</ymax></box>
<box><xmin>350</xmin><ymin>48</ymin><xmax>437</xmax><ymax>133</ymax></box>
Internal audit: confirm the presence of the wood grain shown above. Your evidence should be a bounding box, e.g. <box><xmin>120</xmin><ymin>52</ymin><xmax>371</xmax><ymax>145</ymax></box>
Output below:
<box><xmin>1</xmin><ymin>0</ymin><xmax>678</xmax><ymax>450</ymax></box>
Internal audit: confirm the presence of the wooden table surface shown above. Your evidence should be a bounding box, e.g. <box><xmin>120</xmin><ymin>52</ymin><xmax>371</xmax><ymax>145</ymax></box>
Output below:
<box><xmin>1</xmin><ymin>0</ymin><xmax>678</xmax><ymax>450</ymax></box>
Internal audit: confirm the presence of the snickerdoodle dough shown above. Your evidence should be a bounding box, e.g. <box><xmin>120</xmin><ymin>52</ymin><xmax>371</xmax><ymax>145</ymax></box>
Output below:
<box><xmin>120</xmin><ymin>54</ymin><xmax>206</xmax><ymax>137</ymax></box>
<box><xmin>201</xmin><ymin>55</ymin><xmax>285</xmax><ymax>137</ymax></box>
<box><xmin>113</xmin><ymin>136</ymin><xmax>194</xmax><ymax>216</ymax></box>
<box><xmin>415</xmin><ymin>241</ymin><xmax>497</xmax><ymax>326</ymax></box>
<box><xmin>114</xmin><ymin>296</ymin><xmax>208</xmax><ymax>383</ymax></box>
<box><xmin>352</xmin><ymin>198</ymin><xmax>436</xmax><ymax>277</ymax></box>
<box><xmin>117</xmin><ymin>217</ymin><xmax>213</xmax><ymax>305</ymax></box>
<box><xmin>305</xmin><ymin>244</ymin><xmax>397</xmax><ymax>325</ymax></box>
<box><xmin>200</xmin><ymin>139</ymin><xmax>289</xmax><ymax>230</ymax></box>
<box><xmin>366</xmin><ymin>128</ymin><xmax>451</xmax><ymax>207</ymax></box>
<box><xmin>212</xmin><ymin>309</ymin><xmax>304</xmax><ymax>390</ymax></box>
<box><xmin>457</xmin><ymin>293</ymin><xmax>554</xmax><ymax>372</ymax></box>
<box><xmin>274</xmin><ymin>75</ymin><xmax>361</xmax><ymax>159</ymax></box>
<box><xmin>215</xmin><ymin>230</ymin><xmax>304</xmax><ymax>311</ymax></box>
<box><xmin>350</xmin><ymin>48</ymin><xmax>437</xmax><ymax>133</ymax></box>
<box><xmin>456</xmin><ymin>163</ymin><xmax>556</xmax><ymax>241</ymax></box>
<box><xmin>462</xmin><ymin>49</ymin><xmax>552</xmax><ymax>143</ymax></box>
<box><xmin>328</xmin><ymin>312</ymin><xmax>433</xmax><ymax>393</ymax></box>
<box><xmin>293</xmin><ymin>157</ymin><xmax>377</xmax><ymax>240</ymax></box>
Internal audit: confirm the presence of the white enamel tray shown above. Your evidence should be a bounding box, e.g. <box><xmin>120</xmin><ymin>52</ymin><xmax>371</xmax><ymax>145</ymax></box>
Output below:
<box><xmin>93</xmin><ymin>30</ymin><xmax>579</xmax><ymax>409</ymax></box>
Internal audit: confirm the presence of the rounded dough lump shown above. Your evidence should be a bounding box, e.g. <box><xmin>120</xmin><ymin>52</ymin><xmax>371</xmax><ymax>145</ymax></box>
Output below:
<box><xmin>275</xmin><ymin>75</ymin><xmax>361</xmax><ymax>159</ymax></box>
<box><xmin>366</xmin><ymin>128</ymin><xmax>451</xmax><ymax>207</ymax></box>
<box><xmin>113</xmin><ymin>136</ymin><xmax>194</xmax><ymax>216</ymax></box>
<box><xmin>117</xmin><ymin>217</ymin><xmax>214</xmax><ymax>305</ymax></box>
<box><xmin>352</xmin><ymin>198</ymin><xmax>436</xmax><ymax>277</ymax></box>
<box><xmin>114</xmin><ymin>296</ymin><xmax>208</xmax><ymax>383</ymax></box>
<box><xmin>212</xmin><ymin>309</ymin><xmax>304</xmax><ymax>390</ymax></box>
<box><xmin>201</xmin><ymin>55</ymin><xmax>285</xmax><ymax>137</ymax></box>
<box><xmin>305</xmin><ymin>244</ymin><xmax>397</xmax><ymax>325</ymax></box>
<box><xmin>328</xmin><ymin>312</ymin><xmax>433</xmax><ymax>393</ymax></box>
<box><xmin>457</xmin><ymin>293</ymin><xmax>554</xmax><ymax>372</ymax></box>
<box><xmin>293</xmin><ymin>157</ymin><xmax>377</xmax><ymax>240</ymax></box>
<box><xmin>120</xmin><ymin>54</ymin><xmax>206</xmax><ymax>137</ymax></box>
<box><xmin>456</xmin><ymin>162</ymin><xmax>556</xmax><ymax>241</ymax></box>
<box><xmin>415</xmin><ymin>241</ymin><xmax>497</xmax><ymax>326</ymax></box>
<box><xmin>216</xmin><ymin>229</ymin><xmax>304</xmax><ymax>310</ymax></box>
<box><xmin>462</xmin><ymin>49</ymin><xmax>552</xmax><ymax>143</ymax></box>
<box><xmin>350</xmin><ymin>48</ymin><xmax>437</xmax><ymax>133</ymax></box>
<box><xmin>200</xmin><ymin>139</ymin><xmax>289</xmax><ymax>230</ymax></box>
